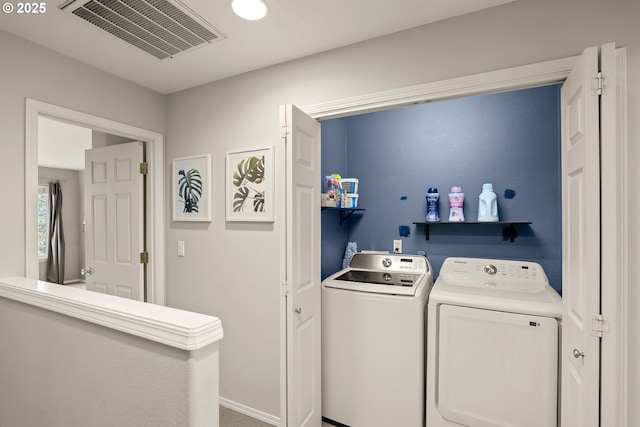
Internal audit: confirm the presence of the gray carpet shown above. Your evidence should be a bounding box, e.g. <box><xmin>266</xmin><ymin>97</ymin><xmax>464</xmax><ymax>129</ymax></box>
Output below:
<box><xmin>220</xmin><ymin>406</ymin><xmax>271</xmax><ymax>427</ymax></box>
<box><xmin>220</xmin><ymin>406</ymin><xmax>333</xmax><ymax>426</ymax></box>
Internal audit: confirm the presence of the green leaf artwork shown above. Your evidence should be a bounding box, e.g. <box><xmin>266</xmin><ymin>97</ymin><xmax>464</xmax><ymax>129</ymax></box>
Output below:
<box><xmin>178</xmin><ymin>168</ymin><xmax>203</xmax><ymax>213</ymax></box>
<box><xmin>232</xmin><ymin>155</ymin><xmax>266</xmax><ymax>213</ymax></box>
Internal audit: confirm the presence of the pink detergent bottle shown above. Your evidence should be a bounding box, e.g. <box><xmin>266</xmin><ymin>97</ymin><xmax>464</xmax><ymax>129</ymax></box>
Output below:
<box><xmin>448</xmin><ymin>186</ymin><xmax>465</xmax><ymax>222</ymax></box>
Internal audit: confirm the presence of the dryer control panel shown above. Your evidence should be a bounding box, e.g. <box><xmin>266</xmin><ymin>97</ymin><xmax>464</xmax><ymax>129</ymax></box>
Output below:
<box><xmin>438</xmin><ymin>257</ymin><xmax>550</xmax><ymax>294</ymax></box>
<box><xmin>441</xmin><ymin>257</ymin><xmax>546</xmax><ymax>282</ymax></box>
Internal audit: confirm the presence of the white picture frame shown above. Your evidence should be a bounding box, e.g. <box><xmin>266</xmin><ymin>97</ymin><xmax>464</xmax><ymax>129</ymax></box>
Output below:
<box><xmin>172</xmin><ymin>154</ymin><xmax>212</xmax><ymax>222</ymax></box>
<box><xmin>226</xmin><ymin>147</ymin><xmax>274</xmax><ymax>222</ymax></box>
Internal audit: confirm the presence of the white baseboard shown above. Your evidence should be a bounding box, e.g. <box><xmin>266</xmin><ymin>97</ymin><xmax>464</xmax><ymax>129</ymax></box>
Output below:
<box><xmin>219</xmin><ymin>397</ymin><xmax>280</xmax><ymax>426</ymax></box>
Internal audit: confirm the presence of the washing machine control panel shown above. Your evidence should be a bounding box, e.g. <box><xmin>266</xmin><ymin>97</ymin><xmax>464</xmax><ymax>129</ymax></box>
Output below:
<box><xmin>348</xmin><ymin>253</ymin><xmax>430</xmax><ymax>273</ymax></box>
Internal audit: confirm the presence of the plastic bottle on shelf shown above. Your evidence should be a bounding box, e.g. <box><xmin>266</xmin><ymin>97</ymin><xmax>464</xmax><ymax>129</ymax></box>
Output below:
<box><xmin>448</xmin><ymin>186</ymin><xmax>465</xmax><ymax>222</ymax></box>
<box><xmin>425</xmin><ymin>187</ymin><xmax>440</xmax><ymax>222</ymax></box>
<box><xmin>477</xmin><ymin>183</ymin><xmax>499</xmax><ymax>222</ymax></box>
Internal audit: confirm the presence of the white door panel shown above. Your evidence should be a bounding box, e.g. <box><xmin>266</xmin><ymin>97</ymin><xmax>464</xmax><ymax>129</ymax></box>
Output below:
<box><xmin>282</xmin><ymin>105</ymin><xmax>321</xmax><ymax>427</ymax></box>
<box><xmin>84</xmin><ymin>141</ymin><xmax>145</xmax><ymax>301</ymax></box>
<box><xmin>561</xmin><ymin>46</ymin><xmax>601</xmax><ymax>427</ymax></box>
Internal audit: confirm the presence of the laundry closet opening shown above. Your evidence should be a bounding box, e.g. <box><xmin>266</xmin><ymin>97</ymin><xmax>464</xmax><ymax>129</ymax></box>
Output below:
<box><xmin>320</xmin><ymin>83</ymin><xmax>563</xmax><ymax>293</ymax></box>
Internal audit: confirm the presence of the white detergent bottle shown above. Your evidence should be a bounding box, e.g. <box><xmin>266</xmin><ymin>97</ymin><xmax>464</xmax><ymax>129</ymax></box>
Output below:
<box><xmin>477</xmin><ymin>183</ymin><xmax>499</xmax><ymax>222</ymax></box>
<box><xmin>448</xmin><ymin>186</ymin><xmax>465</xmax><ymax>222</ymax></box>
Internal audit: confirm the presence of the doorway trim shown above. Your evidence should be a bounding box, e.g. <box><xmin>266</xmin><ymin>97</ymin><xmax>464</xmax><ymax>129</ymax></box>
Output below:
<box><xmin>302</xmin><ymin>56</ymin><xmax>577</xmax><ymax>120</ymax></box>
<box><xmin>294</xmin><ymin>53</ymin><xmax>627</xmax><ymax>427</ymax></box>
<box><xmin>25</xmin><ymin>99</ymin><xmax>166</xmax><ymax>305</ymax></box>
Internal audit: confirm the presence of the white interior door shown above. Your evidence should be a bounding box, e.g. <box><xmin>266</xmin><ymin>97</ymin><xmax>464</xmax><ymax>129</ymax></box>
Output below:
<box><xmin>560</xmin><ymin>46</ymin><xmax>601</xmax><ymax>427</ymax></box>
<box><xmin>84</xmin><ymin>141</ymin><xmax>145</xmax><ymax>301</ymax></box>
<box><xmin>280</xmin><ymin>105</ymin><xmax>321</xmax><ymax>427</ymax></box>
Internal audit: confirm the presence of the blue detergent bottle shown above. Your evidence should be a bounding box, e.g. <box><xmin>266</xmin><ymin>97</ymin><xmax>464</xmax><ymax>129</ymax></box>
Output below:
<box><xmin>426</xmin><ymin>187</ymin><xmax>440</xmax><ymax>222</ymax></box>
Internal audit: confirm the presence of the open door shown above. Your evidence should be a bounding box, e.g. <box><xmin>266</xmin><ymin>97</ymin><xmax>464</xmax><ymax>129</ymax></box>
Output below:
<box><xmin>280</xmin><ymin>105</ymin><xmax>322</xmax><ymax>427</ymax></box>
<box><xmin>561</xmin><ymin>45</ymin><xmax>610</xmax><ymax>427</ymax></box>
<box><xmin>83</xmin><ymin>141</ymin><xmax>146</xmax><ymax>301</ymax></box>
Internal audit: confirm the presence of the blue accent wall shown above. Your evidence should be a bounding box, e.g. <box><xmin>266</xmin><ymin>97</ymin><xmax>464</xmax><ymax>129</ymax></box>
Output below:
<box><xmin>321</xmin><ymin>84</ymin><xmax>563</xmax><ymax>293</ymax></box>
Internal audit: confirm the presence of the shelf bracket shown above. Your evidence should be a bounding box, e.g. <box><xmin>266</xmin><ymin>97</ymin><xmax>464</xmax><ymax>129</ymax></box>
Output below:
<box><xmin>340</xmin><ymin>209</ymin><xmax>357</xmax><ymax>225</ymax></box>
<box><xmin>503</xmin><ymin>224</ymin><xmax>518</xmax><ymax>243</ymax></box>
<box><xmin>321</xmin><ymin>207</ymin><xmax>364</xmax><ymax>225</ymax></box>
<box><xmin>412</xmin><ymin>222</ymin><xmax>431</xmax><ymax>240</ymax></box>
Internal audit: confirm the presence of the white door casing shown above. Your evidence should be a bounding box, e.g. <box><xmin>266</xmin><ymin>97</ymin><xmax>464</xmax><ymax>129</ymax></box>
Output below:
<box><xmin>84</xmin><ymin>141</ymin><xmax>145</xmax><ymax>301</ymax></box>
<box><xmin>560</xmin><ymin>46</ymin><xmax>601</xmax><ymax>427</ymax></box>
<box><xmin>281</xmin><ymin>105</ymin><xmax>322</xmax><ymax>427</ymax></box>
<box><xmin>280</xmin><ymin>50</ymin><xmax>627</xmax><ymax>427</ymax></box>
<box><xmin>599</xmin><ymin>43</ymin><xmax>628</xmax><ymax>427</ymax></box>
<box><xmin>25</xmin><ymin>99</ymin><xmax>166</xmax><ymax>305</ymax></box>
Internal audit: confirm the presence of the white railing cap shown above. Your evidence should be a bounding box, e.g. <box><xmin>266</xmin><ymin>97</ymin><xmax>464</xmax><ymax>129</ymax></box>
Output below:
<box><xmin>0</xmin><ymin>277</ymin><xmax>223</xmax><ymax>351</ymax></box>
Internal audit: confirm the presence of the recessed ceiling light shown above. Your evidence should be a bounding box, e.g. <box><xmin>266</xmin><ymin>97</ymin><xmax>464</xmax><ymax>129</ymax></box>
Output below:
<box><xmin>231</xmin><ymin>0</ymin><xmax>268</xmax><ymax>21</ymax></box>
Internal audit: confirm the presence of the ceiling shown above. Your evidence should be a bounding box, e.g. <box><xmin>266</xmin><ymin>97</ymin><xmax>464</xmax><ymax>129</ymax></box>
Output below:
<box><xmin>0</xmin><ymin>0</ymin><xmax>515</xmax><ymax>94</ymax></box>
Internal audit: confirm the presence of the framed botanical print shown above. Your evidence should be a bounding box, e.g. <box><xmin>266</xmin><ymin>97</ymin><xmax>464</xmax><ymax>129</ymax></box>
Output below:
<box><xmin>172</xmin><ymin>154</ymin><xmax>212</xmax><ymax>222</ymax></box>
<box><xmin>226</xmin><ymin>147</ymin><xmax>274</xmax><ymax>222</ymax></box>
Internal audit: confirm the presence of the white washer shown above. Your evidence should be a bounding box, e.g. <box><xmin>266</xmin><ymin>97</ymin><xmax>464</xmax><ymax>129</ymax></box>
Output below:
<box><xmin>322</xmin><ymin>253</ymin><xmax>433</xmax><ymax>427</ymax></box>
<box><xmin>426</xmin><ymin>257</ymin><xmax>562</xmax><ymax>427</ymax></box>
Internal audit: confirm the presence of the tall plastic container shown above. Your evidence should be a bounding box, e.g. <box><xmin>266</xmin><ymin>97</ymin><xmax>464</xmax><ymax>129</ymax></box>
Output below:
<box><xmin>426</xmin><ymin>187</ymin><xmax>440</xmax><ymax>222</ymax></box>
<box><xmin>448</xmin><ymin>186</ymin><xmax>465</xmax><ymax>222</ymax></box>
<box><xmin>477</xmin><ymin>183</ymin><xmax>499</xmax><ymax>222</ymax></box>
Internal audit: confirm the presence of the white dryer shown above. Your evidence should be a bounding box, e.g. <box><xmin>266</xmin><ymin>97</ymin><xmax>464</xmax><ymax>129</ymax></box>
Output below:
<box><xmin>322</xmin><ymin>253</ymin><xmax>433</xmax><ymax>427</ymax></box>
<box><xmin>426</xmin><ymin>257</ymin><xmax>562</xmax><ymax>427</ymax></box>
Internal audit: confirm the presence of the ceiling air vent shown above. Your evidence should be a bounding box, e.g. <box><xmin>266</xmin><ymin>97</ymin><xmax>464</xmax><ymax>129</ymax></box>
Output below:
<box><xmin>59</xmin><ymin>0</ymin><xmax>226</xmax><ymax>60</ymax></box>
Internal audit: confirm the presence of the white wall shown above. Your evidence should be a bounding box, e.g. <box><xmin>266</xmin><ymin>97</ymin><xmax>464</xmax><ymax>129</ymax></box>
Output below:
<box><xmin>92</xmin><ymin>130</ymin><xmax>137</xmax><ymax>148</ymax></box>
<box><xmin>166</xmin><ymin>0</ymin><xmax>640</xmax><ymax>422</ymax></box>
<box><xmin>38</xmin><ymin>116</ymin><xmax>91</xmax><ymax>170</ymax></box>
<box><xmin>0</xmin><ymin>29</ymin><xmax>165</xmax><ymax>279</ymax></box>
<box><xmin>0</xmin><ymin>279</ymin><xmax>221</xmax><ymax>427</ymax></box>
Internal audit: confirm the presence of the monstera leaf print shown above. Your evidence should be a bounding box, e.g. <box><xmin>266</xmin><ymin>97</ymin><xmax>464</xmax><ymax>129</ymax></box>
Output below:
<box><xmin>233</xmin><ymin>187</ymin><xmax>249</xmax><ymax>212</ymax></box>
<box><xmin>253</xmin><ymin>190</ymin><xmax>265</xmax><ymax>212</ymax></box>
<box><xmin>232</xmin><ymin>156</ymin><xmax>266</xmax><ymax>212</ymax></box>
<box><xmin>233</xmin><ymin>156</ymin><xmax>265</xmax><ymax>187</ymax></box>
<box><xmin>178</xmin><ymin>168</ymin><xmax>203</xmax><ymax>213</ymax></box>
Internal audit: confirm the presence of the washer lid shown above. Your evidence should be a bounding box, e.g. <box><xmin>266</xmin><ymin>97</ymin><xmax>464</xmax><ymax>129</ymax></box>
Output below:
<box><xmin>324</xmin><ymin>270</ymin><xmax>424</xmax><ymax>296</ymax></box>
<box><xmin>430</xmin><ymin>257</ymin><xmax>561</xmax><ymax>318</ymax></box>
<box><xmin>322</xmin><ymin>253</ymin><xmax>432</xmax><ymax>296</ymax></box>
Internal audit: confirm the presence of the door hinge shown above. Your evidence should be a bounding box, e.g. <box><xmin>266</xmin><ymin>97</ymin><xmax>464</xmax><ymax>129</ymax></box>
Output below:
<box><xmin>281</xmin><ymin>124</ymin><xmax>290</xmax><ymax>138</ymax></box>
<box><xmin>140</xmin><ymin>162</ymin><xmax>149</xmax><ymax>175</ymax></box>
<box><xmin>281</xmin><ymin>281</ymin><xmax>290</xmax><ymax>296</ymax></box>
<box><xmin>140</xmin><ymin>251</ymin><xmax>149</xmax><ymax>264</ymax></box>
<box><xmin>591</xmin><ymin>314</ymin><xmax>608</xmax><ymax>337</ymax></box>
<box><xmin>591</xmin><ymin>72</ymin><xmax>604</xmax><ymax>96</ymax></box>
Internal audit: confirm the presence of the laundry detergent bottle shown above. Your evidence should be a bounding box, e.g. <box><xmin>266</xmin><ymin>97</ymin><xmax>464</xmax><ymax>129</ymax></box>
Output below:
<box><xmin>426</xmin><ymin>187</ymin><xmax>440</xmax><ymax>222</ymax></box>
<box><xmin>477</xmin><ymin>183</ymin><xmax>499</xmax><ymax>222</ymax></box>
<box><xmin>448</xmin><ymin>186</ymin><xmax>465</xmax><ymax>222</ymax></box>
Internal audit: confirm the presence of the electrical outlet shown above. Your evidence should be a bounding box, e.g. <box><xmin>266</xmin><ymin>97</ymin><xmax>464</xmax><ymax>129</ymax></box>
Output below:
<box><xmin>177</xmin><ymin>241</ymin><xmax>185</xmax><ymax>257</ymax></box>
<box><xmin>393</xmin><ymin>240</ymin><xmax>402</xmax><ymax>254</ymax></box>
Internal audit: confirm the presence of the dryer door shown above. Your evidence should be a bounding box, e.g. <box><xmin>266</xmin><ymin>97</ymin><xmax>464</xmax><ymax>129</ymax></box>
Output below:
<box><xmin>437</xmin><ymin>305</ymin><xmax>558</xmax><ymax>427</ymax></box>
